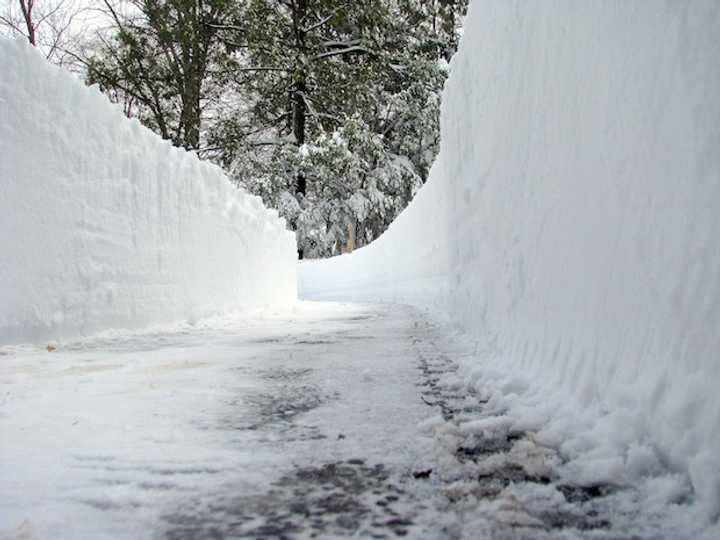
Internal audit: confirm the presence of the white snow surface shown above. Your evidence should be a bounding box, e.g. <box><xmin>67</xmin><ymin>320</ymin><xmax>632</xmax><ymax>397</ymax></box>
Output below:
<box><xmin>0</xmin><ymin>38</ymin><xmax>297</xmax><ymax>345</ymax></box>
<box><xmin>3</xmin><ymin>303</ymin><xmax>707</xmax><ymax>540</ymax></box>
<box><xmin>300</xmin><ymin>0</ymin><xmax>720</xmax><ymax>526</ymax></box>
<box><xmin>0</xmin><ymin>304</ymin><xmax>440</xmax><ymax>539</ymax></box>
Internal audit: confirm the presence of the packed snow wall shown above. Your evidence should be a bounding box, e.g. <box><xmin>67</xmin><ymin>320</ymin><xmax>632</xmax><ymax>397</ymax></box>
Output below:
<box><xmin>0</xmin><ymin>39</ymin><xmax>297</xmax><ymax>345</ymax></box>
<box><xmin>300</xmin><ymin>0</ymin><xmax>720</xmax><ymax>521</ymax></box>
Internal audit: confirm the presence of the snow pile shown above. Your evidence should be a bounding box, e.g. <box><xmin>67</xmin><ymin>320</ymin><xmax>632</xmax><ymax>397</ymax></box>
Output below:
<box><xmin>300</xmin><ymin>0</ymin><xmax>720</xmax><ymax>525</ymax></box>
<box><xmin>299</xmin><ymin>155</ymin><xmax>452</xmax><ymax>311</ymax></box>
<box><xmin>0</xmin><ymin>38</ymin><xmax>297</xmax><ymax>345</ymax></box>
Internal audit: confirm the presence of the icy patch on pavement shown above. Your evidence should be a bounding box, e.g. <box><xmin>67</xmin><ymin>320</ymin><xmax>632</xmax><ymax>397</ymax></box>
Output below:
<box><xmin>162</xmin><ymin>460</ymin><xmax>430</xmax><ymax>539</ymax></box>
<box><xmin>2</xmin><ymin>303</ymin><xmax>711</xmax><ymax>538</ymax></box>
<box><xmin>0</xmin><ymin>303</ymin><xmax>437</xmax><ymax>539</ymax></box>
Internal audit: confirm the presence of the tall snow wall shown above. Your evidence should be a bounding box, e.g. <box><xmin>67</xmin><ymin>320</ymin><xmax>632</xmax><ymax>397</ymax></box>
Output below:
<box><xmin>300</xmin><ymin>0</ymin><xmax>720</xmax><ymax>521</ymax></box>
<box><xmin>0</xmin><ymin>39</ymin><xmax>297</xmax><ymax>345</ymax></box>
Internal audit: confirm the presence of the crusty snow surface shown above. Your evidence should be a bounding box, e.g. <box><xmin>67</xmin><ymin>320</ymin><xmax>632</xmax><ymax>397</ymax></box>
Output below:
<box><xmin>1</xmin><ymin>303</ymin><xmax>709</xmax><ymax>540</ymax></box>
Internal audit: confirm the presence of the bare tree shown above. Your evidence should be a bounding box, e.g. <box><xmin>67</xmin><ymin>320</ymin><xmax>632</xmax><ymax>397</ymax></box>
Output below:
<box><xmin>0</xmin><ymin>0</ymin><xmax>84</xmax><ymax>65</ymax></box>
<box><xmin>19</xmin><ymin>0</ymin><xmax>36</xmax><ymax>45</ymax></box>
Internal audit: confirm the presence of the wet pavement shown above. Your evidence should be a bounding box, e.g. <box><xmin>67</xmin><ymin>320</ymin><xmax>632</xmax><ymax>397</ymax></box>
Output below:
<box><xmin>1</xmin><ymin>302</ymin><xmax>666</xmax><ymax>539</ymax></box>
<box><xmin>1</xmin><ymin>304</ymin><xmax>439</xmax><ymax>539</ymax></box>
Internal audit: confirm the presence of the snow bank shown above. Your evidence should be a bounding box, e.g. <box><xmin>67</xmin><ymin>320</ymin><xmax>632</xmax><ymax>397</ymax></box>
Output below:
<box><xmin>300</xmin><ymin>0</ymin><xmax>720</xmax><ymax>524</ymax></box>
<box><xmin>0</xmin><ymin>38</ymin><xmax>297</xmax><ymax>345</ymax></box>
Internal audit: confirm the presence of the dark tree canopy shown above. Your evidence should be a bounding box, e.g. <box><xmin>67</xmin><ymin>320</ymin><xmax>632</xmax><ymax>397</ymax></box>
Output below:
<box><xmin>84</xmin><ymin>0</ymin><xmax>468</xmax><ymax>257</ymax></box>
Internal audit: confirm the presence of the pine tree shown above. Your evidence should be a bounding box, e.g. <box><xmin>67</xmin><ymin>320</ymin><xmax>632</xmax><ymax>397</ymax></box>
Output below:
<box><xmin>215</xmin><ymin>0</ymin><xmax>467</xmax><ymax>258</ymax></box>
<box><xmin>83</xmin><ymin>0</ymin><xmax>468</xmax><ymax>259</ymax></box>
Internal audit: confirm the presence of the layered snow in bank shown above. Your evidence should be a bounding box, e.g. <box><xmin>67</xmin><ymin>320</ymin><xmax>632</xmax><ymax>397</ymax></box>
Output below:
<box><xmin>0</xmin><ymin>38</ymin><xmax>297</xmax><ymax>345</ymax></box>
<box><xmin>300</xmin><ymin>0</ymin><xmax>720</xmax><ymax>528</ymax></box>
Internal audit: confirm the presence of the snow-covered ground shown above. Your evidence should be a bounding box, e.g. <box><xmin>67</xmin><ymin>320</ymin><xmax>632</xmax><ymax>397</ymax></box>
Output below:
<box><xmin>0</xmin><ymin>303</ymin><xmax>431</xmax><ymax>538</ymax></box>
<box><xmin>2</xmin><ymin>0</ymin><xmax>720</xmax><ymax>537</ymax></box>
<box><xmin>2</xmin><ymin>303</ymin><xmax>712</xmax><ymax>539</ymax></box>
<box><xmin>0</xmin><ymin>38</ymin><xmax>296</xmax><ymax>346</ymax></box>
<box><xmin>300</xmin><ymin>0</ymin><xmax>720</xmax><ymax>530</ymax></box>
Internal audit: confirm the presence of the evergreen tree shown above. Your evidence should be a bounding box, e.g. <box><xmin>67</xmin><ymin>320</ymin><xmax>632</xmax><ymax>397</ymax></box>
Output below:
<box><xmin>84</xmin><ymin>0</ymin><xmax>468</xmax><ymax>258</ymax></box>
<box><xmin>215</xmin><ymin>0</ymin><xmax>466</xmax><ymax>258</ymax></box>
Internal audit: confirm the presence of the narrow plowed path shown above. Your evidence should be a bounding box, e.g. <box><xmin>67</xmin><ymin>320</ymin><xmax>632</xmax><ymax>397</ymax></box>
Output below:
<box><xmin>2</xmin><ymin>304</ymin><xmax>440</xmax><ymax>539</ymax></box>
<box><xmin>1</xmin><ymin>303</ymin><xmax>665</xmax><ymax>539</ymax></box>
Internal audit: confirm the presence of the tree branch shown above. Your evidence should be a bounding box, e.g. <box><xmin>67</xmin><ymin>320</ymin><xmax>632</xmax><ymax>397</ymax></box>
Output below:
<box><xmin>312</xmin><ymin>46</ymin><xmax>373</xmax><ymax>61</ymax></box>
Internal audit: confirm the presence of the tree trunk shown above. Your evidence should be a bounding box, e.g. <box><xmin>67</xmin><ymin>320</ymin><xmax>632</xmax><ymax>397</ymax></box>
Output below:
<box><xmin>292</xmin><ymin>0</ymin><xmax>308</xmax><ymax>197</ymax></box>
<box><xmin>181</xmin><ymin>70</ymin><xmax>203</xmax><ymax>150</ymax></box>
<box><xmin>19</xmin><ymin>0</ymin><xmax>35</xmax><ymax>46</ymax></box>
<box><xmin>292</xmin><ymin>0</ymin><xmax>308</xmax><ymax>259</ymax></box>
<box><xmin>293</xmin><ymin>77</ymin><xmax>307</xmax><ymax>196</ymax></box>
